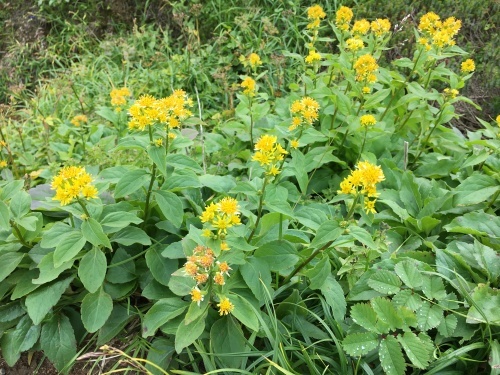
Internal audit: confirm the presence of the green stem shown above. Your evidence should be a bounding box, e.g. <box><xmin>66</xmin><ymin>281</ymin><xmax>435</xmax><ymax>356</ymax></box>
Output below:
<box><xmin>485</xmin><ymin>189</ymin><xmax>500</xmax><ymax>211</ymax></box>
<box><xmin>143</xmin><ymin>164</ymin><xmax>157</xmax><ymax>223</ymax></box>
<box><xmin>247</xmin><ymin>176</ymin><xmax>269</xmax><ymax>243</ymax></box>
<box><xmin>410</xmin><ymin>108</ymin><xmax>445</xmax><ymax>167</ymax></box>
<box><xmin>10</xmin><ymin>221</ymin><xmax>32</xmax><ymax>248</ymax></box>
<box><xmin>77</xmin><ymin>199</ymin><xmax>91</xmax><ymax>218</ymax></box>
<box><xmin>356</xmin><ymin>127</ymin><xmax>368</xmax><ymax>164</ymax></box>
<box><xmin>345</xmin><ymin>193</ymin><xmax>361</xmax><ymax>221</ymax></box>
<box><xmin>249</xmin><ymin>97</ymin><xmax>254</xmax><ymax>146</ymax></box>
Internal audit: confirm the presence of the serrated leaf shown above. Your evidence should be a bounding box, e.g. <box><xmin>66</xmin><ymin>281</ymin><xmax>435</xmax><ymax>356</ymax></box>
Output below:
<box><xmin>81</xmin><ymin>288</ymin><xmax>113</xmax><ymax>333</ymax></box>
<box><xmin>453</xmin><ymin>174</ymin><xmax>499</xmax><ymax>206</ymax></box>
<box><xmin>416</xmin><ymin>302</ymin><xmax>443</xmax><ymax>331</ymax></box>
<box><xmin>348</xmin><ymin>226</ymin><xmax>377</xmax><ymax>249</ymax></box>
<box><xmin>350</xmin><ymin>303</ymin><xmax>379</xmax><ymax>333</ymax></box>
<box><xmin>421</xmin><ymin>276</ymin><xmax>447</xmax><ymax>300</ymax></box>
<box><xmin>437</xmin><ymin>314</ymin><xmax>458</xmax><ymax>336</ymax></box>
<box><xmin>392</xmin><ymin>289</ymin><xmax>423</xmax><ymax>311</ymax></box>
<box><xmin>367</xmin><ymin>270</ymin><xmax>402</xmax><ymax>295</ymax></box>
<box><xmin>444</xmin><ymin>211</ymin><xmax>500</xmax><ymax>238</ymax></box>
<box><xmin>398</xmin><ymin>331</ymin><xmax>431</xmax><ymax>369</ymax></box>
<box><xmin>142</xmin><ymin>298</ymin><xmax>189</xmax><ymax>338</ymax></box>
<box><xmin>371</xmin><ymin>297</ymin><xmax>403</xmax><ymax>331</ymax></box>
<box><xmin>310</xmin><ymin>220</ymin><xmax>341</xmax><ymax>248</ymax></box>
<box><xmin>342</xmin><ymin>332</ymin><xmax>379</xmax><ymax>357</ymax></box>
<box><xmin>394</xmin><ymin>260</ymin><xmax>423</xmax><ymax>289</ymax></box>
<box><xmin>379</xmin><ymin>336</ymin><xmax>406</xmax><ymax>375</ymax></box>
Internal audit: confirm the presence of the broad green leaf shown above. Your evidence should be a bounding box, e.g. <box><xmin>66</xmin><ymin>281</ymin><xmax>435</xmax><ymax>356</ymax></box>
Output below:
<box><xmin>110</xmin><ymin>226</ymin><xmax>151</xmax><ymax>246</ymax></box>
<box><xmin>166</xmin><ymin>154</ymin><xmax>203</xmax><ymax>173</ymax></box>
<box><xmin>294</xmin><ymin>206</ymin><xmax>328</xmax><ymax>231</ymax></box>
<box><xmin>394</xmin><ymin>260</ymin><xmax>423</xmax><ymax>289</ymax></box>
<box><xmin>142</xmin><ymin>298</ymin><xmax>189</xmax><ymax>338</ymax></box>
<box><xmin>367</xmin><ymin>270</ymin><xmax>402</xmax><ymax>295</ymax></box>
<box><xmin>254</xmin><ymin>240</ymin><xmax>298</xmax><ymax>272</ymax></box>
<box><xmin>100</xmin><ymin>211</ymin><xmax>143</xmax><ymax>231</ymax></box>
<box><xmin>0</xmin><ymin>301</ymin><xmax>24</xmax><ymax>322</ymax></box>
<box><xmin>79</xmin><ymin>248</ymin><xmax>107</xmax><ymax>293</ymax></box>
<box><xmin>40</xmin><ymin>313</ymin><xmax>76</xmax><ymax>371</ymax></box>
<box><xmin>320</xmin><ymin>274</ymin><xmax>346</xmax><ymax>322</ymax></box>
<box><xmin>53</xmin><ymin>231</ymin><xmax>86</xmax><ymax>267</ymax></box>
<box><xmin>26</xmin><ymin>276</ymin><xmax>74</xmax><ymax>325</ymax></box>
<box><xmin>163</xmin><ymin>174</ymin><xmax>201</xmax><ymax>191</ymax></box>
<box><xmin>444</xmin><ymin>211</ymin><xmax>500</xmax><ymax>238</ymax></box>
<box><xmin>421</xmin><ymin>276</ymin><xmax>447</xmax><ymax>300</ymax></box>
<box><xmin>392</xmin><ymin>289</ymin><xmax>423</xmax><ymax>311</ymax></box>
<box><xmin>310</xmin><ymin>220</ymin><xmax>342</xmax><ymax>248</ymax></box>
<box><xmin>9</xmin><ymin>190</ymin><xmax>31</xmax><ymax>218</ymax></box>
<box><xmin>10</xmin><ymin>269</ymin><xmax>40</xmax><ymax>299</ymax></box>
<box><xmin>305</xmin><ymin>253</ymin><xmax>331</xmax><ymax>290</ymax></box>
<box><xmin>371</xmin><ymin>297</ymin><xmax>403</xmax><ymax>330</ymax></box>
<box><xmin>145</xmin><ymin>338</ymin><xmax>175</xmax><ymax>375</ymax></box>
<box><xmin>148</xmin><ymin>146</ymin><xmax>167</xmax><ymax>176</ymax></box>
<box><xmin>97</xmin><ymin>304</ymin><xmax>133</xmax><ymax>346</ymax></box>
<box><xmin>397</xmin><ymin>331</ymin><xmax>431</xmax><ymax>369</ymax></box>
<box><xmin>145</xmin><ymin>247</ymin><xmax>178</xmax><ymax>286</ymax></box>
<box><xmin>489</xmin><ymin>340</ymin><xmax>500</xmax><ymax>375</ymax></box>
<box><xmin>379</xmin><ymin>336</ymin><xmax>406</xmax><ymax>375</ymax></box>
<box><xmin>175</xmin><ymin>309</ymin><xmax>207</xmax><ymax>353</ymax></box>
<box><xmin>230</xmin><ymin>294</ymin><xmax>260</xmax><ymax>332</ymax></box>
<box><xmin>466</xmin><ymin>284</ymin><xmax>500</xmax><ymax>325</ymax></box>
<box><xmin>240</xmin><ymin>257</ymin><xmax>272</xmax><ymax>302</ymax></box>
<box><xmin>0</xmin><ymin>252</ymin><xmax>24</xmax><ymax>283</ymax></box>
<box><xmin>437</xmin><ymin>314</ymin><xmax>458</xmax><ymax>337</ymax></box>
<box><xmin>82</xmin><ymin>218</ymin><xmax>112</xmax><ymax>249</ymax></box>
<box><xmin>40</xmin><ymin>222</ymin><xmax>74</xmax><ymax>249</ymax></box>
<box><xmin>32</xmin><ymin>252</ymin><xmax>74</xmax><ymax>285</ymax></box>
<box><xmin>168</xmin><ymin>274</ymin><xmax>196</xmax><ymax>296</ymax></box>
<box><xmin>15</xmin><ymin>215</ymin><xmax>38</xmax><ymax>231</ymax></box>
<box><xmin>81</xmin><ymin>288</ymin><xmax>113</xmax><ymax>333</ymax></box>
<box><xmin>210</xmin><ymin>317</ymin><xmax>247</xmax><ymax>369</ymax></box>
<box><xmin>198</xmin><ymin>174</ymin><xmax>236</xmax><ymax>192</ymax></box>
<box><xmin>453</xmin><ymin>174</ymin><xmax>499</xmax><ymax>206</ymax></box>
<box><xmin>0</xmin><ymin>200</ymin><xmax>10</xmax><ymax>229</ymax></box>
<box><xmin>350</xmin><ymin>303</ymin><xmax>380</xmax><ymax>333</ymax></box>
<box><xmin>106</xmin><ymin>248</ymin><xmax>136</xmax><ymax>283</ymax></box>
<box><xmin>342</xmin><ymin>332</ymin><xmax>379</xmax><ymax>357</ymax></box>
<box><xmin>154</xmin><ymin>190</ymin><xmax>184</xmax><ymax>228</ymax></box>
<box><xmin>114</xmin><ymin>169</ymin><xmax>149</xmax><ymax>198</ymax></box>
<box><xmin>416</xmin><ymin>302</ymin><xmax>443</xmax><ymax>331</ymax></box>
<box><xmin>290</xmin><ymin>149</ymin><xmax>308</xmax><ymax>194</ymax></box>
<box><xmin>0</xmin><ymin>180</ymin><xmax>24</xmax><ymax>201</ymax></box>
<box><xmin>0</xmin><ymin>315</ymin><xmax>40</xmax><ymax>366</ymax></box>
<box><xmin>399</xmin><ymin>172</ymin><xmax>422</xmax><ymax>217</ymax></box>
<box><xmin>348</xmin><ymin>226</ymin><xmax>377</xmax><ymax>249</ymax></box>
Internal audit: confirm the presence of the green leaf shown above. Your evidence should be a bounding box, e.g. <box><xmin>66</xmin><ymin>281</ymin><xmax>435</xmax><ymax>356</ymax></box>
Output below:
<box><xmin>371</xmin><ymin>297</ymin><xmax>403</xmax><ymax>330</ymax></box>
<box><xmin>394</xmin><ymin>260</ymin><xmax>423</xmax><ymax>289</ymax></box>
<box><xmin>421</xmin><ymin>276</ymin><xmax>447</xmax><ymax>300</ymax></box>
<box><xmin>392</xmin><ymin>289</ymin><xmax>423</xmax><ymax>311</ymax></box>
<box><xmin>399</xmin><ymin>172</ymin><xmax>422</xmax><ymax>217</ymax></box>
<box><xmin>416</xmin><ymin>302</ymin><xmax>443</xmax><ymax>331</ymax></box>
<box><xmin>0</xmin><ymin>200</ymin><xmax>11</xmax><ymax>229</ymax></box>
<box><xmin>350</xmin><ymin>303</ymin><xmax>380</xmax><ymax>333</ymax></box>
<box><xmin>229</xmin><ymin>294</ymin><xmax>260</xmax><ymax>332</ymax></box>
<box><xmin>82</xmin><ymin>218</ymin><xmax>112</xmax><ymax>249</ymax></box>
<box><xmin>145</xmin><ymin>247</ymin><xmax>178</xmax><ymax>286</ymax></box>
<box><xmin>15</xmin><ymin>215</ymin><xmax>38</xmax><ymax>231</ymax></box>
<box><xmin>40</xmin><ymin>222</ymin><xmax>74</xmax><ymax>249</ymax></box>
<box><xmin>379</xmin><ymin>336</ymin><xmax>406</xmax><ymax>375</ymax></box>
<box><xmin>26</xmin><ymin>276</ymin><xmax>74</xmax><ymax>325</ymax></box>
<box><xmin>364</xmin><ymin>88</ymin><xmax>391</xmax><ymax>109</ymax></box>
<box><xmin>342</xmin><ymin>332</ymin><xmax>379</xmax><ymax>357</ymax></box>
<box><xmin>79</xmin><ymin>248</ymin><xmax>107</xmax><ymax>293</ymax></box>
<box><xmin>0</xmin><ymin>252</ymin><xmax>24</xmax><ymax>283</ymax></box>
<box><xmin>175</xmin><ymin>309</ymin><xmax>207</xmax><ymax>353</ymax></box>
<box><xmin>106</xmin><ymin>249</ymin><xmax>136</xmax><ymax>283</ymax></box>
<box><xmin>437</xmin><ymin>314</ymin><xmax>457</xmax><ymax>336</ymax></box>
<box><xmin>110</xmin><ymin>226</ymin><xmax>151</xmax><ymax>246</ymax></box>
<box><xmin>142</xmin><ymin>298</ymin><xmax>189</xmax><ymax>338</ymax></box>
<box><xmin>163</xmin><ymin>174</ymin><xmax>201</xmax><ymax>191</ymax></box>
<box><xmin>53</xmin><ymin>231</ymin><xmax>86</xmax><ymax>267</ymax></box>
<box><xmin>290</xmin><ymin>149</ymin><xmax>308</xmax><ymax>194</ymax></box>
<box><xmin>148</xmin><ymin>146</ymin><xmax>167</xmax><ymax>176</ymax></box>
<box><xmin>254</xmin><ymin>240</ymin><xmax>298</xmax><ymax>272</ymax></box>
<box><xmin>100</xmin><ymin>211</ymin><xmax>143</xmax><ymax>231</ymax></box>
<box><xmin>166</xmin><ymin>154</ymin><xmax>203</xmax><ymax>173</ymax></box>
<box><xmin>467</xmin><ymin>284</ymin><xmax>500</xmax><ymax>325</ymax></box>
<box><xmin>444</xmin><ymin>211</ymin><xmax>500</xmax><ymax>238</ymax></box>
<box><xmin>114</xmin><ymin>169</ymin><xmax>149</xmax><ymax>198</ymax></box>
<box><xmin>310</xmin><ymin>220</ymin><xmax>342</xmax><ymax>248</ymax></box>
<box><xmin>320</xmin><ymin>274</ymin><xmax>346</xmax><ymax>322</ymax></box>
<box><xmin>240</xmin><ymin>257</ymin><xmax>272</xmax><ymax>302</ymax></box>
<box><xmin>97</xmin><ymin>304</ymin><xmax>133</xmax><ymax>346</ymax></box>
<box><xmin>9</xmin><ymin>191</ymin><xmax>31</xmax><ymax>218</ymax></box>
<box><xmin>32</xmin><ymin>252</ymin><xmax>74</xmax><ymax>285</ymax></box>
<box><xmin>453</xmin><ymin>174</ymin><xmax>499</xmax><ymax>206</ymax></box>
<box><xmin>0</xmin><ymin>301</ymin><xmax>25</xmax><ymax>322</ymax></box>
<box><xmin>40</xmin><ymin>313</ymin><xmax>76</xmax><ymax>371</ymax></box>
<box><xmin>348</xmin><ymin>226</ymin><xmax>377</xmax><ymax>249</ymax></box>
<box><xmin>305</xmin><ymin>253</ymin><xmax>331</xmax><ymax>290</ymax></box>
<box><xmin>489</xmin><ymin>340</ymin><xmax>500</xmax><ymax>375</ymax></box>
<box><xmin>145</xmin><ymin>338</ymin><xmax>175</xmax><ymax>375</ymax></box>
<box><xmin>367</xmin><ymin>270</ymin><xmax>402</xmax><ymax>295</ymax></box>
<box><xmin>199</xmin><ymin>174</ymin><xmax>236</xmax><ymax>192</ymax></box>
<box><xmin>154</xmin><ymin>190</ymin><xmax>184</xmax><ymax>228</ymax></box>
<box><xmin>210</xmin><ymin>317</ymin><xmax>247</xmax><ymax>368</ymax></box>
<box><xmin>397</xmin><ymin>331</ymin><xmax>431</xmax><ymax>369</ymax></box>
<box><xmin>81</xmin><ymin>288</ymin><xmax>113</xmax><ymax>333</ymax></box>
<box><xmin>0</xmin><ymin>315</ymin><xmax>41</xmax><ymax>366</ymax></box>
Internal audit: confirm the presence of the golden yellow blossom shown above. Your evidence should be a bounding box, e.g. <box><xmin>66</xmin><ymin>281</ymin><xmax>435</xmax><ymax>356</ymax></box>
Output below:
<box><xmin>214</xmin><ymin>272</ymin><xmax>225</xmax><ymax>286</ymax></box>
<box><xmin>336</xmin><ymin>6</ymin><xmax>353</xmax><ymax>31</ymax></box>
<box><xmin>218</xmin><ymin>261</ymin><xmax>231</xmax><ymax>275</ymax></box>
<box><xmin>241</xmin><ymin>77</ymin><xmax>256</xmax><ymax>96</ymax></box>
<box><xmin>217</xmin><ymin>297</ymin><xmax>235</xmax><ymax>316</ymax></box>
<box><xmin>305</xmin><ymin>50</ymin><xmax>321</xmax><ymax>64</ymax></box>
<box><xmin>190</xmin><ymin>287</ymin><xmax>204</xmax><ymax>306</ymax></box>
<box><xmin>360</xmin><ymin>114</ymin><xmax>377</xmax><ymax>127</ymax></box>
<box><xmin>290</xmin><ymin>139</ymin><xmax>300</xmax><ymax>149</ymax></box>
<box><xmin>220</xmin><ymin>242</ymin><xmax>230</xmax><ymax>251</ymax></box>
<box><xmin>252</xmin><ymin>135</ymin><xmax>288</xmax><ymax>176</ymax></box>
<box><xmin>353</xmin><ymin>54</ymin><xmax>378</xmax><ymax>83</ymax></box>
<box><xmin>51</xmin><ymin>166</ymin><xmax>98</xmax><ymax>206</ymax></box>
<box><xmin>371</xmin><ymin>19</ymin><xmax>391</xmax><ymax>37</ymax></box>
<box><xmin>364</xmin><ymin>199</ymin><xmax>376</xmax><ymax>214</ymax></box>
<box><xmin>418</xmin><ymin>12</ymin><xmax>461</xmax><ymax>48</ymax></box>
<box><xmin>443</xmin><ymin>88</ymin><xmax>459</xmax><ymax>99</ymax></box>
<box><xmin>461</xmin><ymin>59</ymin><xmax>475</xmax><ymax>73</ymax></box>
<box><xmin>362</xmin><ymin>86</ymin><xmax>371</xmax><ymax>94</ymax></box>
<box><xmin>352</xmin><ymin>19</ymin><xmax>370</xmax><ymax>35</ymax></box>
<box><xmin>307</xmin><ymin>5</ymin><xmax>326</xmax><ymax>29</ymax></box>
<box><xmin>110</xmin><ymin>87</ymin><xmax>131</xmax><ymax>107</ymax></box>
<box><xmin>200</xmin><ymin>197</ymin><xmax>242</xmax><ymax>235</ymax></box>
<box><xmin>70</xmin><ymin>114</ymin><xmax>88</xmax><ymax>127</ymax></box>
<box><xmin>346</xmin><ymin>38</ymin><xmax>364</xmax><ymax>51</ymax></box>
<box><xmin>248</xmin><ymin>53</ymin><xmax>262</xmax><ymax>69</ymax></box>
<box><xmin>0</xmin><ymin>160</ymin><xmax>7</xmax><ymax>168</ymax></box>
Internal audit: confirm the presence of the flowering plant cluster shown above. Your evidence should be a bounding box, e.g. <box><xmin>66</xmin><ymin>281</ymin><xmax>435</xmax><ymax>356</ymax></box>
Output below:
<box><xmin>200</xmin><ymin>196</ymin><xmax>241</xmax><ymax>239</ymax></box>
<box><xmin>51</xmin><ymin>166</ymin><xmax>98</xmax><ymax>206</ymax></box>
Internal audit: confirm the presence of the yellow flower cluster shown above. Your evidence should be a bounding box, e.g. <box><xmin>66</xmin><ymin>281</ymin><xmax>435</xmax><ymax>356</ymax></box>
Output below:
<box><xmin>461</xmin><ymin>59</ymin><xmax>475</xmax><ymax>74</ymax></box>
<box><xmin>200</xmin><ymin>197</ymin><xmax>241</xmax><ymax>237</ymax></box>
<box><xmin>110</xmin><ymin>87</ymin><xmax>131</xmax><ymax>110</ymax></box>
<box><xmin>353</xmin><ymin>54</ymin><xmax>378</xmax><ymax>83</ymax></box>
<box><xmin>443</xmin><ymin>88</ymin><xmax>459</xmax><ymax>99</ymax></box>
<box><xmin>51</xmin><ymin>166</ymin><xmax>98</xmax><ymax>206</ymax></box>
<box><xmin>289</xmin><ymin>96</ymin><xmax>320</xmax><ymax>130</ymax></box>
<box><xmin>0</xmin><ymin>160</ymin><xmax>7</xmax><ymax>168</ymax></box>
<box><xmin>335</xmin><ymin>6</ymin><xmax>353</xmax><ymax>31</ymax></box>
<box><xmin>305</xmin><ymin>50</ymin><xmax>321</xmax><ymax>64</ymax></box>
<box><xmin>240</xmin><ymin>53</ymin><xmax>262</xmax><ymax>69</ymax></box>
<box><xmin>496</xmin><ymin>115</ymin><xmax>500</xmax><ymax>125</ymax></box>
<box><xmin>338</xmin><ymin>161</ymin><xmax>385</xmax><ymax>214</ymax></box>
<box><xmin>217</xmin><ymin>297</ymin><xmax>235</xmax><ymax>316</ymax></box>
<box><xmin>360</xmin><ymin>114</ymin><xmax>377</xmax><ymax>127</ymax></box>
<box><xmin>70</xmin><ymin>115</ymin><xmax>88</xmax><ymax>127</ymax></box>
<box><xmin>352</xmin><ymin>19</ymin><xmax>371</xmax><ymax>35</ymax></box>
<box><xmin>418</xmin><ymin>12</ymin><xmax>461</xmax><ymax>49</ymax></box>
<box><xmin>370</xmin><ymin>18</ymin><xmax>391</xmax><ymax>37</ymax></box>
<box><xmin>346</xmin><ymin>37</ymin><xmax>364</xmax><ymax>51</ymax></box>
<box><xmin>128</xmin><ymin>90</ymin><xmax>193</xmax><ymax>131</ymax></box>
<box><xmin>241</xmin><ymin>77</ymin><xmax>256</xmax><ymax>96</ymax></box>
<box><xmin>252</xmin><ymin>135</ymin><xmax>288</xmax><ymax>176</ymax></box>
<box><xmin>307</xmin><ymin>5</ymin><xmax>326</xmax><ymax>29</ymax></box>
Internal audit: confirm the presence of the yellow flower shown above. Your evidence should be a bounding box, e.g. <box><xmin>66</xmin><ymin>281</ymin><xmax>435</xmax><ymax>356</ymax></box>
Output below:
<box><xmin>290</xmin><ymin>97</ymin><xmax>320</xmax><ymax>127</ymax></box>
<box><xmin>184</xmin><ymin>261</ymin><xmax>198</xmax><ymax>277</ymax></box>
<box><xmin>364</xmin><ymin>199</ymin><xmax>377</xmax><ymax>214</ymax></box>
<box><xmin>217</xmin><ymin>297</ymin><xmax>235</xmax><ymax>316</ymax></box>
<box><xmin>220</xmin><ymin>242</ymin><xmax>230</xmax><ymax>251</ymax></box>
<box><xmin>200</xmin><ymin>202</ymin><xmax>218</xmax><ymax>223</ymax></box>
<box><xmin>307</xmin><ymin>5</ymin><xmax>326</xmax><ymax>20</ymax></box>
<box><xmin>418</xmin><ymin>12</ymin><xmax>461</xmax><ymax>48</ymax></box>
<box><xmin>362</xmin><ymin>86</ymin><xmax>371</xmax><ymax>94</ymax></box>
<box><xmin>190</xmin><ymin>287</ymin><xmax>204</xmax><ymax>306</ymax></box>
<box><xmin>51</xmin><ymin>166</ymin><xmax>97</xmax><ymax>206</ymax></box>
<box><xmin>255</xmin><ymin>135</ymin><xmax>277</xmax><ymax>152</ymax></box>
<box><xmin>353</xmin><ymin>54</ymin><xmax>379</xmax><ymax>83</ymax></box>
<box><xmin>305</xmin><ymin>50</ymin><xmax>321</xmax><ymax>64</ymax></box>
<box><xmin>336</xmin><ymin>6</ymin><xmax>353</xmax><ymax>31</ymax></box>
<box><xmin>218</xmin><ymin>261</ymin><xmax>232</xmax><ymax>275</ymax></box>
<box><xmin>371</xmin><ymin>19</ymin><xmax>391</xmax><ymax>37</ymax></box>
<box><xmin>0</xmin><ymin>160</ymin><xmax>7</xmax><ymax>168</ymax></box>
<box><xmin>70</xmin><ymin>114</ymin><xmax>88</xmax><ymax>127</ymax></box>
<box><xmin>496</xmin><ymin>115</ymin><xmax>500</xmax><ymax>125</ymax></box>
<box><xmin>218</xmin><ymin>197</ymin><xmax>239</xmax><ymax>216</ymax></box>
<box><xmin>214</xmin><ymin>272</ymin><xmax>225</xmax><ymax>286</ymax></box>
<box><xmin>241</xmin><ymin>77</ymin><xmax>256</xmax><ymax>96</ymax></box>
<box><xmin>110</xmin><ymin>87</ymin><xmax>131</xmax><ymax>107</ymax></box>
<box><xmin>352</xmin><ymin>19</ymin><xmax>370</xmax><ymax>35</ymax></box>
<box><xmin>360</xmin><ymin>114</ymin><xmax>377</xmax><ymax>127</ymax></box>
<box><xmin>252</xmin><ymin>135</ymin><xmax>288</xmax><ymax>175</ymax></box>
<box><xmin>154</xmin><ymin>138</ymin><xmax>163</xmax><ymax>147</ymax></box>
<box><xmin>443</xmin><ymin>88</ymin><xmax>459</xmax><ymax>99</ymax></box>
<box><xmin>461</xmin><ymin>59</ymin><xmax>475</xmax><ymax>73</ymax></box>
<box><xmin>346</xmin><ymin>37</ymin><xmax>364</xmax><ymax>51</ymax></box>
<box><xmin>195</xmin><ymin>273</ymin><xmax>208</xmax><ymax>285</ymax></box>
<box><xmin>418</xmin><ymin>37</ymin><xmax>432</xmax><ymax>51</ymax></box>
<box><xmin>202</xmin><ymin>229</ymin><xmax>213</xmax><ymax>237</ymax></box>
<box><xmin>290</xmin><ymin>139</ymin><xmax>299</xmax><ymax>149</ymax></box>
<box><xmin>248</xmin><ymin>53</ymin><xmax>262</xmax><ymax>69</ymax></box>
<box><xmin>338</xmin><ymin>161</ymin><xmax>385</xmax><ymax>202</ymax></box>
